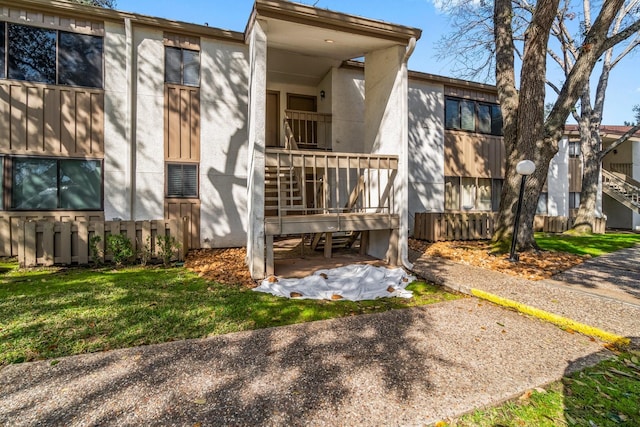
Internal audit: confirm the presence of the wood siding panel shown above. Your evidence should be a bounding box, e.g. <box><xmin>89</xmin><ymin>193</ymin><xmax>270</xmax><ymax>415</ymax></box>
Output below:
<box><xmin>444</xmin><ymin>131</ymin><xmax>505</xmax><ymax>178</ymax></box>
<box><xmin>1</xmin><ymin>7</ymin><xmax>104</xmax><ymax>35</ymax></box>
<box><xmin>444</xmin><ymin>86</ymin><xmax>498</xmax><ymax>103</ymax></box>
<box><xmin>569</xmin><ymin>158</ymin><xmax>582</xmax><ymax>192</ymax></box>
<box><xmin>0</xmin><ymin>81</ymin><xmax>104</xmax><ymax>157</ymax></box>
<box><xmin>164</xmin><ymin>84</ymin><xmax>200</xmax><ymax>161</ymax></box>
<box><xmin>163</xmin><ymin>33</ymin><xmax>201</xmax><ymax>50</ymax></box>
<box><xmin>165</xmin><ymin>199</ymin><xmax>201</xmax><ymax>249</ymax></box>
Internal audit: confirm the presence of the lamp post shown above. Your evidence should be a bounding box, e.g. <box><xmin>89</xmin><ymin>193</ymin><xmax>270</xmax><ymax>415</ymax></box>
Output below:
<box><xmin>508</xmin><ymin>160</ymin><xmax>536</xmax><ymax>262</ymax></box>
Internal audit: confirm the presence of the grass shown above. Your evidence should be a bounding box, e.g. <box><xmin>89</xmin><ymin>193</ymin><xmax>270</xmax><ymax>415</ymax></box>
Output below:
<box><xmin>447</xmin><ymin>350</ymin><xmax>640</xmax><ymax>427</ymax></box>
<box><xmin>0</xmin><ymin>260</ymin><xmax>458</xmax><ymax>366</ymax></box>
<box><xmin>535</xmin><ymin>232</ymin><xmax>640</xmax><ymax>257</ymax></box>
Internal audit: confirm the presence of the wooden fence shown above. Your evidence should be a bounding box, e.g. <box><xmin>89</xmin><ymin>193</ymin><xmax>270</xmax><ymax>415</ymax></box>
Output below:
<box><xmin>16</xmin><ymin>218</ymin><xmax>189</xmax><ymax>268</ymax></box>
<box><xmin>413</xmin><ymin>213</ymin><xmax>496</xmax><ymax>241</ymax></box>
<box><xmin>413</xmin><ymin>212</ymin><xmax>606</xmax><ymax>241</ymax></box>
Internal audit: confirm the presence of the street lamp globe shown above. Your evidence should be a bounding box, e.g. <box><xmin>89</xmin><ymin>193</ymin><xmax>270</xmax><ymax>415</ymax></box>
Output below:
<box><xmin>516</xmin><ymin>159</ymin><xmax>536</xmax><ymax>176</ymax></box>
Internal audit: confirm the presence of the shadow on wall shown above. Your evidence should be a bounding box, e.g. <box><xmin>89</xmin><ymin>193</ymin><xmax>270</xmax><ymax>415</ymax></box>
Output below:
<box><xmin>200</xmin><ymin>44</ymin><xmax>249</xmax><ymax>246</ymax></box>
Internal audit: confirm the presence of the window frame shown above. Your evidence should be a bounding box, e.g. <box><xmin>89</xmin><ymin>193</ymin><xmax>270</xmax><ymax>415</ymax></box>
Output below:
<box><xmin>444</xmin><ymin>176</ymin><xmax>502</xmax><ymax>212</ymax></box>
<box><xmin>0</xmin><ymin>21</ymin><xmax>104</xmax><ymax>89</ymax></box>
<box><xmin>166</xmin><ymin>162</ymin><xmax>199</xmax><ymax>198</ymax></box>
<box><xmin>164</xmin><ymin>46</ymin><xmax>200</xmax><ymax>87</ymax></box>
<box><xmin>444</xmin><ymin>96</ymin><xmax>503</xmax><ymax>136</ymax></box>
<box><xmin>7</xmin><ymin>156</ymin><xmax>104</xmax><ymax>211</ymax></box>
<box><xmin>568</xmin><ymin>140</ymin><xmax>581</xmax><ymax>158</ymax></box>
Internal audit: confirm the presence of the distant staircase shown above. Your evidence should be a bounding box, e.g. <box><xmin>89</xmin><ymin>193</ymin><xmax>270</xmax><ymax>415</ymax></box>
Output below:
<box><xmin>602</xmin><ymin>169</ymin><xmax>640</xmax><ymax>213</ymax></box>
<box><xmin>264</xmin><ymin>165</ymin><xmax>304</xmax><ymax>217</ymax></box>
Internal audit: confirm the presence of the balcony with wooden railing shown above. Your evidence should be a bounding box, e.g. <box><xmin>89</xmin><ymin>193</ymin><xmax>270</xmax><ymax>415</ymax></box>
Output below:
<box><xmin>263</xmin><ymin>148</ymin><xmax>399</xmax><ymax>274</ymax></box>
<box><xmin>285</xmin><ymin>109</ymin><xmax>332</xmax><ymax>150</ymax></box>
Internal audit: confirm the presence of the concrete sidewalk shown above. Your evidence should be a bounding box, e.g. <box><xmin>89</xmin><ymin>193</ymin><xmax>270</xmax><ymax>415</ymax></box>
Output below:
<box><xmin>412</xmin><ymin>247</ymin><xmax>640</xmax><ymax>348</ymax></box>
<box><xmin>2</xmin><ymin>248</ymin><xmax>638</xmax><ymax>425</ymax></box>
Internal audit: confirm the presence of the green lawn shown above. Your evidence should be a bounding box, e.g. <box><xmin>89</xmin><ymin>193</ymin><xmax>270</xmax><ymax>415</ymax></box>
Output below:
<box><xmin>449</xmin><ymin>351</ymin><xmax>640</xmax><ymax>427</ymax></box>
<box><xmin>535</xmin><ymin>232</ymin><xmax>640</xmax><ymax>257</ymax></box>
<box><xmin>0</xmin><ymin>261</ymin><xmax>458</xmax><ymax>366</ymax></box>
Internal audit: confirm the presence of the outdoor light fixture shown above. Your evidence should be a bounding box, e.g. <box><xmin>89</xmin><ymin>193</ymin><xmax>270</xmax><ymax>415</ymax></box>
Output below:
<box><xmin>508</xmin><ymin>159</ymin><xmax>536</xmax><ymax>262</ymax></box>
<box><xmin>324</xmin><ymin>39</ymin><xmax>334</xmax><ymax>43</ymax></box>
<box><xmin>320</xmin><ymin>90</ymin><xmax>326</xmax><ymax>99</ymax></box>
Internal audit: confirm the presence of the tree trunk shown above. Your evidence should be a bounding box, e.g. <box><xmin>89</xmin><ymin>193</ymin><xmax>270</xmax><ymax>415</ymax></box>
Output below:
<box><xmin>492</xmin><ymin>0</ymin><xmax>560</xmax><ymax>250</ymax></box>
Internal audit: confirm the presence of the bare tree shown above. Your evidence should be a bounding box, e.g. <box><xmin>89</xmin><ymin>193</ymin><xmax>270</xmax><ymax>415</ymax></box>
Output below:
<box><xmin>67</xmin><ymin>0</ymin><xmax>117</xmax><ymax>9</ymax></box>
<box><xmin>437</xmin><ymin>0</ymin><xmax>640</xmax><ymax>249</ymax></box>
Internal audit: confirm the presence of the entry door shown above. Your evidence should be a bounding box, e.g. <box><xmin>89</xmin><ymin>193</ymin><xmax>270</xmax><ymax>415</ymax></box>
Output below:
<box><xmin>266</xmin><ymin>91</ymin><xmax>280</xmax><ymax>147</ymax></box>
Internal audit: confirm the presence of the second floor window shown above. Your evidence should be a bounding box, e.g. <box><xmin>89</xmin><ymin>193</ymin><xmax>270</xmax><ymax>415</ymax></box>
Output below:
<box><xmin>1</xmin><ymin>22</ymin><xmax>103</xmax><ymax>88</ymax></box>
<box><xmin>445</xmin><ymin>97</ymin><xmax>503</xmax><ymax>136</ymax></box>
<box><xmin>165</xmin><ymin>47</ymin><xmax>200</xmax><ymax>87</ymax></box>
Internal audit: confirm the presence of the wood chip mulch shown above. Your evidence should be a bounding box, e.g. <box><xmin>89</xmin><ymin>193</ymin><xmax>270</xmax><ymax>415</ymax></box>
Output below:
<box><xmin>184</xmin><ymin>248</ymin><xmax>256</xmax><ymax>288</ymax></box>
<box><xmin>409</xmin><ymin>238</ymin><xmax>587</xmax><ymax>281</ymax></box>
<box><xmin>184</xmin><ymin>240</ymin><xmax>587</xmax><ymax>288</ymax></box>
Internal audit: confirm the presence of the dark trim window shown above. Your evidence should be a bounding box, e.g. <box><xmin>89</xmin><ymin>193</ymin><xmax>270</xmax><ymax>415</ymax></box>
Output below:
<box><xmin>445</xmin><ymin>176</ymin><xmax>502</xmax><ymax>212</ymax></box>
<box><xmin>165</xmin><ymin>46</ymin><xmax>200</xmax><ymax>87</ymax></box>
<box><xmin>569</xmin><ymin>192</ymin><xmax>581</xmax><ymax>209</ymax></box>
<box><xmin>445</xmin><ymin>96</ymin><xmax>503</xmax><ymax>136</ymax></box>
<box><xmin>537</xmin><ymin>192</ymin><xmax>548</xmax><ymax>215</ymax></box>
<box><xmin>568</xmin><ymin>140</ymin><xmax>581</xmax><ymax>158</ymax></box>
<box><xmin>11</xmin><ymin>157</ymin><xmax>102</xmax><ymax>210</ymax></box>
<box><xmin>1</xmin><ymin>22</ymin><xmax>103</xmax><ymax>88</ymax></box>
<box><xmin>167</xmin><ymin>163</ymin><xmax>198</xmax><ymax>197</ymax></box>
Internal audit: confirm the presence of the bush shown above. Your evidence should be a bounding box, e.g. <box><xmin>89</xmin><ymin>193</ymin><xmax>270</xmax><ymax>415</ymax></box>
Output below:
<box><xmin>89</xmin><ymin>235</ymin><xmax>102</xmax><ymax>266</ymax></box>
<box><xmin>137</xmin><ymin>235</ymin><xmax>152</xmax><ymax>266</ymax></box>
<box><xmin>106</xmin><ymin>234</ymin><xmax>133</xmax><ymax>267</ymax></box>
<box><xmin>156</xmin><ymin>235</ymin><xmax>181</xmax><ymax>267</ymax></box>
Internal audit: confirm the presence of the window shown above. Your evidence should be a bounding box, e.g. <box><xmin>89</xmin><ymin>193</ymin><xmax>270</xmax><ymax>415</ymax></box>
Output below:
<box><xmin>58</xmin><ymin>31</ymin><xmax>103</xmax><ymax>88</ymax></box>
<box><xmin>568</xmin><ymin>141</ymin><xmax>581</xmax><ymax>158</ymax></box>
<box><xmin>167</xmin><ymin>163</ymin><xmax>198</xmax><ymax>197</ymax></box>
<box><xmin>2</xmin><ymin>22</ymin><xmax>103</xmax><ymax>88</ymax></box>
<box><xmin>537</xmin><ymin>192</ymin><xmax>548</xmax><ymax>215</ymax></box>
<box><xmin>11</xmin><ymin>158</ymin><xmax>102</xmax><ymax>210</ymax></box>
<box><xmin>8</xmin><ymin>23</ymin><xmax>56</xmax><ymax>84</ymax></box>
<box><xmin>569</xmin><ymin>192</ymin><xmax>581</xmax><ymax>209</ymax></box>
<box><xmin>445</xmin><ymin>176</ymin><xmax>501</xmax><ymax>211</ymax></box>
<box><xmin>445</xmin><ymin>97</ymin><xmax>503</xmax><ymax>136</ymax></box>
<box><xmin>165</xmin><ymin>47</ymin><xmax>200</xmax><ymax>87</ymax></box>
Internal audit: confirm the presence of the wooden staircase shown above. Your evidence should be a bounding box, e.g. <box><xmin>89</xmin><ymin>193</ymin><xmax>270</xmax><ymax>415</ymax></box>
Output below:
<box><xmin>602</xmin><ymin>169</ymin><xmax>640</xmax><ymax>213</ymax></box>
<box><xmin>264</xmin><ymin>165</ymin><xmax>304</xmax><ymax>217</ymax></box>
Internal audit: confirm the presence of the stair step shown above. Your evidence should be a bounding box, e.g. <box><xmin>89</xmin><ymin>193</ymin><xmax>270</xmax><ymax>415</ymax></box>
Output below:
<box><xmin>265</xmin><ymin>196</ymin><xmax>303</xmax><ymax>202</ymax></box>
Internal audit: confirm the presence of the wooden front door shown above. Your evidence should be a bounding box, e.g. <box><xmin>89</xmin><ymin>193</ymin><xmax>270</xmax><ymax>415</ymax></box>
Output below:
<box><xmin>266</xmin><ymin>91</ymin><xmax>280</xmax><ymax>147</ymax></box>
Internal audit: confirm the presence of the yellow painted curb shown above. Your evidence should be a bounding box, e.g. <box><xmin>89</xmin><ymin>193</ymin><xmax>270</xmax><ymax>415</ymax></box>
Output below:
<box><xmin>471</xmin><ymin>288</ymin><xmax>631</xmax><ymax>347</ymax></box>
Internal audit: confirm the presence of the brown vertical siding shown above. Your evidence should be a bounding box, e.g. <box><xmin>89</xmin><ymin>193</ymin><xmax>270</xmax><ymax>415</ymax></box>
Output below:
<box><xmin>164</xmin><ymin>84</ymin><xmax>200</xmax><ymax>161</ymax></box>
<box><xmin>444</xmin><ymin>86</ymin><xmax>498</xmax><ymax>103</ymax></box>
<box><xmin>568</xmin><ymin>158</ymin><xmax>583</xmax><ymax>192</ymax></box>
<box><xmin>165</xmin><ymin>199</ymin><xmax>201</xmax><ymax>249</ymax></box>
<box><xmin>163</xmin><ymin>32</ymin><xmax>201</xmax><ymax>50</ymax></box>
<box><xmin>444</xmin><ymin>130</ymin><xmax>505</xmax><ymax>178</ymax></box>
<box><xmin>0</xmin><ymin>6</ymin><xmax>104</xmax><ymax>35</ymax></box>
<box><xmin>0</xmin><ymin>81</ymin><xmax>104</xmax><ymax>157</ymax></box>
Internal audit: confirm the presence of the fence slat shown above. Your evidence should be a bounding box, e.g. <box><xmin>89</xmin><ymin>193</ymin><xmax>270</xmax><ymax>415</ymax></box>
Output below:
<box><xmin>60</xmin><ymin>222</ymin><xmax>72</xmax><ymax>264</ymax></box>
<box><xmin>77</xmin><ymin>222</ymin><xmax>89</xmax><ymax>265</ymax></box>
<box><xmin>42</xmin><ymin>222</ymin><xmax>55</xmax><ymax>266</ymax></box>
<box><xmin>25</xmin><ymin>222</ymin><xmax>36</xmax><ymax>267</ymax></box>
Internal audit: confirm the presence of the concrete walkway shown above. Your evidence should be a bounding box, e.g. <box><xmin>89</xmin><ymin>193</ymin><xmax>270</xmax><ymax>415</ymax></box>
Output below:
<box><xmin>2</xmin><ymin>248</ymin><xmax>639</xmax><ymax>425</ymax></box>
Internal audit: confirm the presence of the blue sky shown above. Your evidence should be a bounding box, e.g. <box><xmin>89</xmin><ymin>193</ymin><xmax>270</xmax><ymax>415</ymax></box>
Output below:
<box><xmin>117</xmin><ymin>0</ymin><xmax>638</xmax><ymax>124</ymax></box>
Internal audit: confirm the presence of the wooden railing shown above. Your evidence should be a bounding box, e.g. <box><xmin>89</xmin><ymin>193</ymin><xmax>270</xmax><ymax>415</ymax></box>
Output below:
<box><xmin>607</xmin><ymin>162</ymin><xmax>632</xmax><ymax>177</ymax></box>
<box><xmin>15</xmin><ymin>218</ymin><xmax>189</xmax><ymax>267</ymax></box>
<box><xmin>265</xmin><ymin>148</ymin><xmax>398</xmax><ymax>218</ymax></box>
<box><xmin>285</xmin><ymin>109</ymin><xmax>332</xmax><ymax>150</ymax></box>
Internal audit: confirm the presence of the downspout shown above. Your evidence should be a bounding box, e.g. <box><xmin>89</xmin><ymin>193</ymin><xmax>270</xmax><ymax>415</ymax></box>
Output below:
<box><xmin>400</xmin><ymin>37</ymin><xmax>416</xmax><ymax>270</ymax></box>
<box><xmin>125</xmin><ymin>17</ymin><xmax>137</xmax><ymax>220</ymax></box>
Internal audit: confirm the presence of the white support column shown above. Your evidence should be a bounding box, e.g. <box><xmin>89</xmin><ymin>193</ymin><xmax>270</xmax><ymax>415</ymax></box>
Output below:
<box><xmin>547</xmin><ymin>136</ymin><xmax>569</xmax><ymax>216</ymax></box>
<box><xmin>364</xmin><ymin>44</ymin><xmax>406</xmax><ymax>264</ymax></box>
<box><xmin>246</xmin><ymin>19</ymin><xmax>268</xmax><ymax>279</ymax></box>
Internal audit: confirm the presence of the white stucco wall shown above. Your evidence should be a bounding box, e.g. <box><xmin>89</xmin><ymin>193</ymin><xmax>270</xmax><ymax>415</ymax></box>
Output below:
<box><xmin>199</xmin><ymin>39</ymin><xmax>250</xmax><ymax>248</ymax></box>
<box><xmin>132</xmin><ymin>27</ymin><xmax>165</xmax><ymax>220</ymax></box>
<box><xmin>547</xmin><ymin>136</ymin><xmax>569</xmax><ymax>217</ymax></box>
<box><xmin>331</xmin><ymin>67</ymin><xmax>365</xmax><ymax>153</ymax></box>
<box><xmin>407</xmin><ymin>79</ymin><xmax>444</xmax><ymax>233</ymax></box>
<box><xmin>103</xmin><ymin>21</ymin><xmax>131</xmax><ymax>220</ymax></box>
<box><xmin>246</xmin><ymin>20</ymin><xmax>268</xmax><ymax>278</ymax></box>
<box><xmin>364</xmin><ymin>45</ymin><xmax>406</xmax><ymax>263</ymax></box>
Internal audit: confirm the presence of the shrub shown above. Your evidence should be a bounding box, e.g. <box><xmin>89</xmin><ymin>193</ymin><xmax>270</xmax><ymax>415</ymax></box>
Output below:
<box><xmin>137</xmin><ymin>235</ymin><xmax>152</xmax><ymax>266</ymax></box>
<box><xmin>156</xmin><ymin>235</ymin><xmax>181</xmax><ymax>267</ymax></box>
<box><xmin>106</xmin><ymin>234</ymin><xmax>133</xmax><ymax>267</ymax></box>
<box><xmin>89</xmin><ymin>235</ymin><xmax>103</xmax><ymax>266</ymax></box>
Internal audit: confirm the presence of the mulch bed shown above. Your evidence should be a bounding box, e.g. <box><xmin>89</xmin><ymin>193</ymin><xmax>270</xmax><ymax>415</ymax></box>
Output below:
<box><xmin>184</xmin><ymin>240</ymin><xmax>588</xmax><ymax>287</ymax></box>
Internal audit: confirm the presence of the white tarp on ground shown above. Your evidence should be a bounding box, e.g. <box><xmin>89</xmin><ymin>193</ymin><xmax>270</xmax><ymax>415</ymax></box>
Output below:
<box><xmin>253</xmin><ymin>264</ymin><xmax>415</xmax><ymax>301</ymax></box>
